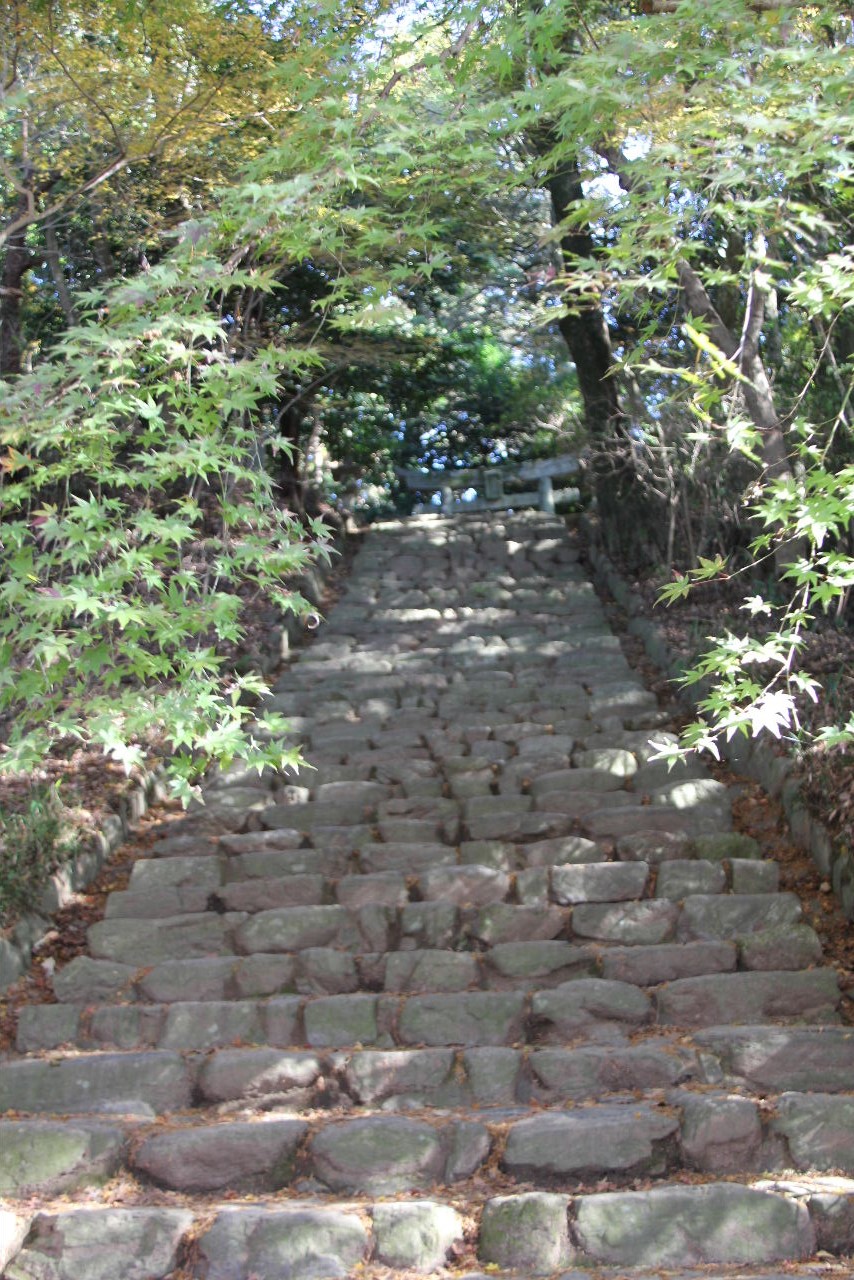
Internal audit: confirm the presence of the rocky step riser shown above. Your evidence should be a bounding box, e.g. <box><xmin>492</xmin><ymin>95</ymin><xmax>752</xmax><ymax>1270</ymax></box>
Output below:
<box><xmin>4</xmin><ymin>1092</ymin><xmax>854</xmax><ymax>1200</ymax></box>
<box><xmin>1</xmin><ymin>1182</ymin><xmax>851</xmax><ymax>1277</ymax></box>
<box><xmin>17</xmin><ymin>967</ymin><xmax>841</xmax><ymax>1054</ymax></box>
<box><xmin>248</xmin><ymin>798</ymin><xmax>729</xmax><ymax>845</ymax></box>
<box><xmin>144</xmin><ymin>829</ymin><xmax>765</xmax><ymax>878</ymax></box>
<box><xmin>114</xmin><ymin>856</ymin><xmax>781</xmax><ymax>920</ymax></box>
<box><xmin>5</xmin><ymin>1024</ymin><xmax>854</xmax><ymax>1120</ymax></box>
<box><xmin>50</xmin><ymin>930</ymin><xmax>827</xmax><ymax>1005</ymax></box>
<box><xmin>85</xmin><ymin>892</ymin><xmax>807</xmax><ymax>965</ymax></box>
<box><xmin>57</xmin><ymin>935</ymin><xmax>806</xmax><ymax>1007</ymax></box>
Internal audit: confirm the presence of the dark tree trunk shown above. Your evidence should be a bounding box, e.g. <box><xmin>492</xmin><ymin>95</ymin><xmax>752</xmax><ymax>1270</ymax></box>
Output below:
<box><xmin>541</xmin><ymin>153</ymin><xmax>663</xmax><ymax>565</ymax></box>
<box><xmin>0</xmin><ymin>219</ymin><xmax>31</xmax><ymax>378</ymax></box>
<box><xmin>545</xmin><ymin>158</ymin><xmax>620</xmax><ymax>438</ymax></box>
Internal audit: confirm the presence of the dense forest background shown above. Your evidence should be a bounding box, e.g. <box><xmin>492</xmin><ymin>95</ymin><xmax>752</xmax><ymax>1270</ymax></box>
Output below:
<box><xmin>1</xmin><ymin>0</ymin><xmax>853</xmax><ymax>794</ymax></box>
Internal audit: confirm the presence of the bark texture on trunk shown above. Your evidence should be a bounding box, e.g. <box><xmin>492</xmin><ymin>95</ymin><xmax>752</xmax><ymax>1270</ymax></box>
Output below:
<box><xmin>0</xmin><ymin>220</ymin><xmax>31</xmax><ymax>378</ymax></box>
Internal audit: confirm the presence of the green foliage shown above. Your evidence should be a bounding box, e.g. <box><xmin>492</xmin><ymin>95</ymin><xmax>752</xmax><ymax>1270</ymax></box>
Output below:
<box><xmin>0</xmin><ymin>227</ymin><xmax>332</xmax><ymax>798</ymax></box>
<box><xmin>2</xmin><ymin>0</ymin><xmax>852</xmax><ymax>782</ymax></box>
<box><xmin>0</xmin><ymin>784</ymin><xmax>80</xmax><ymax>925</ymax></box>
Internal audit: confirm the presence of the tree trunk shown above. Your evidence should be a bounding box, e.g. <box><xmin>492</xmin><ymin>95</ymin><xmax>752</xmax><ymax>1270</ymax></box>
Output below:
<box><xmin>43</xmin><ymin>220</ymin><xmax>78</xmax><ymax>326</ymax></box>
<box><xmin>0</xmin><ymin>216</ymin><xmax>31</xmax><ymax>378</ymax></box>
<box><xmin>544</xmin><ymin>157</ymin><xmax>620</xmax><ymax>438</ymax></box>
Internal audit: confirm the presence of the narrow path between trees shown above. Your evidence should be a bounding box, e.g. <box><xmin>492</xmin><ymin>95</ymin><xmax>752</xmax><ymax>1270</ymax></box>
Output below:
<box><xmin>1</xmin><ymin>511</ymin><xmax>852</xmax><ymax>1279</ymax></box>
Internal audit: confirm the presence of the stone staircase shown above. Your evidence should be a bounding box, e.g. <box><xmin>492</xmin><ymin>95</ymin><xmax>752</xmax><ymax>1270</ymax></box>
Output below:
<box><xmin>1</xmin><ymin>511</ymin><xmax>853</xmax><ymax>1279</ymax></box>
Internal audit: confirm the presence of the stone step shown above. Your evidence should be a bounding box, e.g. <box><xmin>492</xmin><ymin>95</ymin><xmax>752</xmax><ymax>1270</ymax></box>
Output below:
<box><xmin>19</xmin><ymin>966</ymin><xmax>841</xmax><ymax>1053</ymax></box>
<box><xmin>106</xmin><ymin>856</ymin><xmax>783</xmax><ymax>920</ymax></box>
<box><xmin>1</xmin><ymin>1095</ymin><xmax>854</xmax><ymax>1203</ymax></box>
<box><xmin>85</xmin><ymin>891</ymin><xmax>810</xmax><ymax>963</ymax></box>
<box><xmin>5</xmin><ymin>1026</ymin><xmax>853</xmax><ymax>1119</ymax></box>
<box><xmin>1</xmin><ymin>1182</ymin><xmax>851</xmax><ymax>1277</ymax></box>
<box><xmin>3</xmin><ymin>1097</ymin><xmax>854</xmax><ymax>1200</ymax></box>
<box><xmin>51</xmin><ymin>931</ymin><xmax>825</xmax><ymax>1011</ymax></box>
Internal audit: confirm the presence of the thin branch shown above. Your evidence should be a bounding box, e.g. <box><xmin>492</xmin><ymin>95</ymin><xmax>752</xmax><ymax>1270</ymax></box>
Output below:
<box><xmin>641</xmin><ymin>0</ymin><xmax>805</xmax><ymax>11</ymax></box>
<box><xmin>0</xmin><ymin>153</ymin><xmax>132</xmax><ymax>248</ymax></box>
<box><xmin>675</xmin><ymin>259</ymin><xmax>737</xmax><ymax>357</ymax></box>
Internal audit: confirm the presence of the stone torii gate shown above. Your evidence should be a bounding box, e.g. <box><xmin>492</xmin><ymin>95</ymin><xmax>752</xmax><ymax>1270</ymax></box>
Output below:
<box><xmin>397</xmin><ymin>451</ymin><xmax>580</xmax><ymax>515</ymax></box>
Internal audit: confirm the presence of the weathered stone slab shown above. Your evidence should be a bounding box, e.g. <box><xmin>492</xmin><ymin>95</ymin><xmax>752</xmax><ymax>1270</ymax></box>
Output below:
<box><xmin>294</xmin><ymin>948</ymin><xmax>358</xmax><ymax>995</ymax></box>
<box><xmin>0</xmin><ymin>1052</ymin><xmax>191</xmax><ymax>1115</ymax></box>
<box><xmin>336</xmin><ymin>872</ymin><xmax>407</xmax><ymax>908</ymax></box>
<box><xmin>772</xmin><ymin>1094</ymin><xmax>854</xmax><ymax>1172</ymax></box>
<box><xmin>137</xmin><ymin>958</ymin><xmax>236</xmax><ymax>1003</ymax></box>
<box><xmin>583</xmin><ymin>808</ymin><xmax>693</xmax><ymax>841</ymax></box>
<box><xmin>420</xmin><ymin>865</ymin><xmax>510</xmax><ymax>905</ymax></box>
<box><xmin>372</xmin><ymin>1201</ymin><xmax>463</xmax><ymax>1272</ymax></box>
<box><xmin>198</xmin><ymin>1049</ymin><xmax>321</xmax><ymax>1104</ymax></box>
<box><xmin>523</xmin><ymin>835</ymin><xmax>608</xmax><ymax>867</ymax></box>
<box><xmin>572</xmin><ymin>899</ymin><xmax>678</xmax><ymax>945</ymax></box>
<box><xmin>384</xmin><ymin>950</ymin><xmax>478</xmax><ymax>993</ymax></box>
<box><xmin>462</xmin><ymin>1047</ymin><xmax>521</xmax><ymax>1105</ymax></box>
<box><xmin>678</xmin><ymin>1093</ymin><xmax>762</xmax><ymax>1173</ymax></box>
<box><xmin>479</xmin><ymin>1193</ymin><xmax>573</xmax><ymax>1274</ymax></box>
<box><xmin>0</xmin><ymin>1122</ymin><xmax>125</xmax><ymax>1195</ymax></box>
<box><xmin>310</xmin><ymin>1116</ymin><xmax>445</xmax><ymax>1192</ymax></box>
<box><xmin>655</xmin><ymin>860</ymin><xmax>726</xmax><ymax>899</ymax></box>
<box><xmin>600</xmin><ymin>940</ymin><xmax>736</xmax><ymax>985</ymax></box>
<box><xmin>573</xmin><ymin>747</ymin><xmax>637</xmax><ymax>777</ymax></box>
<box><xmin>192</xmin><ymin>1207</ymin><xmax>369</xmax><ymax>1280</ymax></box>
<box><xmin>51</xmin><ymin>957</ymin><xmax>138</xmax><ymax>1004</ymax></box>
<box><xmin>133</xmin><ymin>1118</ymin><xmax>307</xmax><ymax>1190</ymax></box>
<box><xmin>227</xmin><ymin>848</ymin><xmax>339</xmax><ymax>879</ymax></box>
<box><xmin>616</xmin><ymin>832</ymin><xmax>690</xmax><ymax>864</ymax></box>
<box><xmin>219</xmin><ymin>829</ymin><xmax>302</xmax><ymax>854</ymax></box>
<box><xmin>485</xmin><ymin>940</ymin><xmax>596</xmax><ymax>987</ymax></box>
<box><xmin>530</xmin><ymin>768</ymin><xmax>626</xmax><ymax>796</ymax></box>
<box><xmin>129</xmin><ymin>855</ymin><xmax>225</xmax><ymax>893</ymax></box>
<box><xmin>678</xmin><ymin>894</ymin><xmax>802</xmax><ymax>941</ymax></box>
<box><xmin>573</xmin><ymin>1183</ymin><xmax>814</xmax><ymax>1266</ymax></box>
<box><xmin>692</xmin><ymin>832</ymin><xmax>761</xmax><ymax>861</ymax></box>
<box><xmin>531</xmin><ymin>979</ymin><xmax>651</xmax><ymax>1040</ymax></box>
<box><xmin>358</xmin><ymin>842</ymin><xmax>457</xmax><ymax>873</ymax></box>
<box><xmin>504</xmin><ymin>1105</ymin><xmax>678</xmax><ymax>1179</ymax></box>
<box><xmin>657</xmin><ymin>970</ymin><xmax>839</xmax><ymax>1027</ymax></box>
<box><xmin>159</xmin><ymin>999</ymin><xmax>266</xmax><ymax>1051</ymax></box>
<box><xmin>234</xmin><ymin>905</ymin><xmax>348</xmax><ymax>953</ymax></box>
<box><xmin>88</xmin><ymin>914</ymin><xmax>236</xmax><ymax>965</ymax></box>
<box><xmin>551</xmin><ymin>861</ymin><xmax>649</xmax><ymax>903</ymax></box>
<box><xmin>304</xmin><ymin>994</ymin><xmax>378</xmax><ymax>1047</ymax></box>
<box><xmin>695</xmin><ymin>1027</ymin><xmax>854</xmax><ymax>1092</ymax></box>
<box><xmin>469</xmin><ymin>903</ymin><xmax>566</xmax><ymax>945</ymax></box>
<box><xmin>400</xmin><ymin>902</ymin><xmax>458</xmax><ymax>949</ymax></box>
<box><xmin>104</xmin><ymin>885</ymin><xmax>211</xmax><ymax>920</ymax></box>
<box><xmin>217</xmin><ymin>874</ymin><xmax>325</xmax><ymax>913</ymax></box>
<box><xmin>466</xmin><ymin>810</ymin><xmax>574</xmax><ymax>842</ymax></box>
<box><xmin>738</xmin><ymin>923</ymin><xmax>823</xmax><ymax>971</ymax></box>
<box><xmin>343</xmin><ymin>1049</ymin><xmax>455</xmax><ymax>1105</ymax></box>
<box><xmin>530</xmin><ymin>1043</ymin><xmax>688</xmax><ymax>1101</ymax></box>
<box><xmin>731</xmin><ymin>858</ymin><xmax>779</xmax><ymax>893</ymax></box>
<box><xmin>16</xmin><ymin>1005</ymin><xmax>80</xmax><ymax>1052</ymax></box>
<box><xmin>398</xmin><ymin>992</ymin><xmax>525</xmax><ymax>1046</ymax></box>
<box><xmin>6</xmin><ymin>1208</ymin><xmax>193</xmax><ymax>1280</ymax></box>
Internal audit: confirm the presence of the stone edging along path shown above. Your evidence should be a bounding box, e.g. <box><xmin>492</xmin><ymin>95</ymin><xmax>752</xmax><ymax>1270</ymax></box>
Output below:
<box><xmin>0</xmin><ymin>509</ymin><xmax>853</xmax><ymax>1279</ymax></box>
<box><xmin>581</xmin><ymin>515</ymin><xmax>853</xmax><ymax>920</ymax></box>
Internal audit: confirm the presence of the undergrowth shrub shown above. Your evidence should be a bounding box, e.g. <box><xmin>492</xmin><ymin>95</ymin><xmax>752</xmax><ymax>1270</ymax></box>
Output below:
<box><xmin>0</xmin><ymin>785</ymin><xmax>80</xmax><ymax>926</ymax></box>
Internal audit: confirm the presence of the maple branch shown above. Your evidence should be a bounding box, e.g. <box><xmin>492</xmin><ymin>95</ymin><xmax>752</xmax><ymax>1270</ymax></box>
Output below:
<box><xmin>378</xmin><ymin>14</ymin><xmax>480</xmax><ymax>99</ymax></box>
<box><xmin>0</xmin><ymin>153</ymin><xmax>134</xmax><ymax>249</ymax></box>
<box><xmin>641</xmin><ymin>0</ymin><xmax>801</xmax><ymax>10</ymax></box>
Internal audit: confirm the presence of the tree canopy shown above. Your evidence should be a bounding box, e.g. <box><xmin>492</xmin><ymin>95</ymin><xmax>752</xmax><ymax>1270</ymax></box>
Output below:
<box><xmin>1</xmin><ymin>0</ymin><xmax>852</xmax><ymax>790</ymax></box>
